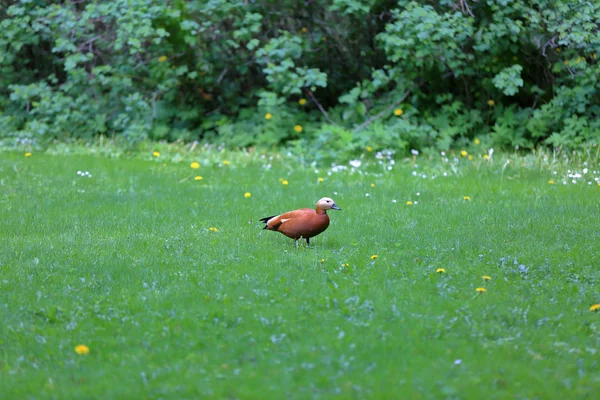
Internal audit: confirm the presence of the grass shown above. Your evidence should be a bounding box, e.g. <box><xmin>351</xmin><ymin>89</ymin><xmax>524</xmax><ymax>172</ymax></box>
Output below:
<box><xmin>1</xmin><ymin>148</ymin><xmax>600</xmax><ymax>399</ymax></box>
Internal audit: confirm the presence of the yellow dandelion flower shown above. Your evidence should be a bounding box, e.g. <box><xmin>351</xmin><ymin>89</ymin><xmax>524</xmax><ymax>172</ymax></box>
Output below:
<box><xmin>281</xmin><ymin>179</ymin><xmax>289</xmax><ymax>185</ymax></box>
<box><xmin>209</xmin><ymin>227</ymin><xmax>218</xmax><ymax>232</ymax></box>
<box><xmin>468</xmin><ymin>155</ymin><xmax>473</xmax><ymax>161</ymax></box>
<box><xmin>190</xmin><ymin>161</ymin><xmax>200</xmax><ymax>169</ymax></box>
<box><xmin>487</xmin><ymin>99</ymin><xmax>495</xmax><ymax>107</ymax></box>
<box><xmin>370</xmin><ymin>183</ymin><xmax>375</xmax><ymax>188</ymax></box>
<box><xmin>152</xmin><ymin>151</ymin><xmax>160</xmax><ymax>157</ymax></box>
<box><xmin>406</xmin><ymin>201</ymin><xmax>413</xmax><ymax>205</ymax></box>
<box><xmin>194</xmin><ymin>176</ymin><xmax>203</xmax><ymax>181</ymax></box>
<box><xmin>341</xmin><ymin>263</ymin><xmax>350</xmax><ymax>267</ymax></box>
<box><xmin>158</xmin><ymin>55</ymin><xmax>167</xmax><ymax>62</ymax></box>
<box><xmin>318</xmin><ymin>177</ymin><xmax>324</xmax><ymax>183</ymax></box>
<box><xmin>298</xmin><ymin>98</ymin><xmax>307</xmax><ymax>106</ymax></box>
<box><xmin>394</xmin><ymin>108</ymin><xmax>403</xmax><ymax>116</ymax></box>
<box><xmin>463</xmin><ymin>196</ymin><xmax>471</xmax><ymax>201</ymax></box>
<box><xmin>223</xmin><ymin>160</ymin><xmax>230</xmax><ymax>165</ymax></box>
<box><xmin>321</xmin><ymin>258</ymin><xmax>325</xmax><ymax>263</ymax></box>
<box><xmin>74</xmin><ymin>344</ymin><xmax>89</xmax><ymax>355</ymax></box>
<box><xmin>370</xmin><ymin>255</ymin><xmax>378</xmax><ymax>260</ymax></box>
<box><xmin>476</xmin><ymin>287</ymin><xmax>487</xmax><ymax>293</ymax></box>
<box><xmin>460</xmin><ymin>150</ymin><xmax>468</xmax><ymax>157</ymax></box>
<box><xmin>244</xmin><ymin>192</ymin><xmax>251</xmax><ymax>198</ymax></box>
<box><xmin>436</xmin><ymin>268</ymin><xmax>446</xmax><ymax>273</ymax></box>
<box><xmin>482</xmin><ymin>275</ymin><xmax>492</xmax><ymax>281</ymax></box>
<box><xmin>25</xmin><ymin>152</ymin><xmax>32</xmax><ymax>157</ymax></box>
<box><xmin>294</xmin><ymin>125</ymin><xmax>303</xmax><ymax>133</ymax></box>
<box><xmin>590</xmin><ymin>304</ymin><xmax>600</xmax><ymax>312</ymax></box>
<box><xmin>265</xmin><ymin>113</ymin><xmax>273</xmax><ymax>120</ymax></box>
<box><xmin>366</xmin><ymin>146</ymin><xmax>373</xmax><ymax>152</ymax></box>
<box><xmin>474</xmin><ymin>138</ymin><xmax>481</xmax><ymax>145</ymax></box>
<box><xmin>548</xmin><ymin>180</ymin><xmax>554</xmax><ymax>185</ymax></box>
<box><xmin>300</xmin><ymin>27</ymin><xmax>308</xmax><ymax>34</ymax></box>
<box><xmin>483</xmin><ymin>154</ymin><xmax>490</xmax><ymax>160</ymax></box>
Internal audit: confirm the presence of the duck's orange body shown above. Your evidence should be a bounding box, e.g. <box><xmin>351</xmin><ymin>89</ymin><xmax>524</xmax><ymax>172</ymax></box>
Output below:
<box><xmin>260</xmin><ymin>197</ymin><xmax>341</xmax><ymax>244</ymax></box>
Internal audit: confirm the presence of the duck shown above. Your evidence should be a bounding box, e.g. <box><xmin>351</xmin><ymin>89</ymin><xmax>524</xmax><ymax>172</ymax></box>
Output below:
<box><xmin>259</xmin><ymin>197</ymin><xmax>341</xmax><ymax>245</ymax></box>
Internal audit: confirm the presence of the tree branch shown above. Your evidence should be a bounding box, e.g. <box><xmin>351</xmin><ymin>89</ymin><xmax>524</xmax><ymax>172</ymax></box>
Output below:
<box><xmin>303</xmin><ymin>88</ymin><xmax>335</xmax><ymax>125</ymax></box>
<box><xmin>352</xmin><ymin>89</ymin><xmax>411</xmax><ymax>133</ymax></box>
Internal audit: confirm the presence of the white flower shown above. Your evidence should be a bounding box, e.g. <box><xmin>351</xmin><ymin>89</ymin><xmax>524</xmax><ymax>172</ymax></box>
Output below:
<box><xmin>411</xmin><ymin>149</ymin><xmax>419</xmax><ymax>155</ymax></box>
<box><xmin>349</xmin><ymin>159</ymin><xmax>362</xmax><ymax>168</ymax></box>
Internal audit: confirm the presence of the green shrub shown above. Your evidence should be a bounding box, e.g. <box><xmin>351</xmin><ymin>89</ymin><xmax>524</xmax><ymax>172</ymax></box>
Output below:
<box><xmin>1</xmin><ymin>0</ymin><xmax>598</xmax><ymax>155</ymax></box>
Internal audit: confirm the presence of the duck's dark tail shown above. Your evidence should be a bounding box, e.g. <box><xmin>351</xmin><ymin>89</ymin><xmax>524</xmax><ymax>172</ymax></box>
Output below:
<box><xmin>259</xmin><ymin>216</ymin><xmax>276</xmax><ymax>229</ymax></box>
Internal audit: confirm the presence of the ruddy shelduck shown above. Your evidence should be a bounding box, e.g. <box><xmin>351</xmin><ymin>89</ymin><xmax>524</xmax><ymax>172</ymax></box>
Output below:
<box><xmin>260</xmin><ymin>197</ymin><xmax>341</xmax><ymax>244</ymax></box>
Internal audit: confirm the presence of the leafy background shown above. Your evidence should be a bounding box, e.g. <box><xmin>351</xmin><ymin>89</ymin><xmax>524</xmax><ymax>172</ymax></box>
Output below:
<box><xmin>1</xmin><ymin>0</ymin><xmax>598</xmax><ymax>160</ymax></box>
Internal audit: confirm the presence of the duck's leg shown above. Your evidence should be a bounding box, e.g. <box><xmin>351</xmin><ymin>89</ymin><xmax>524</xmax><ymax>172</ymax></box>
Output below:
<box><xmin>306</xmin><ymin>237</ymin><xmax>310</xmax><ymax>246</ymax></box>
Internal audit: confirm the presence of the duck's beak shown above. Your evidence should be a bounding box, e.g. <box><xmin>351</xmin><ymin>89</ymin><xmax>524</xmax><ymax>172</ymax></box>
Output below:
<box><xmin>331</xmin><ymin>204</ymin><xmax>341</xmax><ymax>210</ymax></box>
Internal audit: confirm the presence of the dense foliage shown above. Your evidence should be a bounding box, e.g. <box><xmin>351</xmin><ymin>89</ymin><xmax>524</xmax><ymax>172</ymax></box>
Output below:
<box><xmin>1</xmin><ymin>0</ymin><xmax>599</xmax><ymax>158</ymax></box>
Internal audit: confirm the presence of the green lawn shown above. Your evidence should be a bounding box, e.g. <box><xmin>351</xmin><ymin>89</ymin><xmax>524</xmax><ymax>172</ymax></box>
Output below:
<box><xmin>1</xmin><ymin>150</ymin><xmax>599</xmax><ymax>398</ymax></box>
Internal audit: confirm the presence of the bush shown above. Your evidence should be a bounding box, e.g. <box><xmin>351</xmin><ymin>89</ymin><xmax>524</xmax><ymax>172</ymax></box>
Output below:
<box><xmin>0</xmin><ymin>0</ymin><xmax>598</xmax><ymax>156</ymax></box>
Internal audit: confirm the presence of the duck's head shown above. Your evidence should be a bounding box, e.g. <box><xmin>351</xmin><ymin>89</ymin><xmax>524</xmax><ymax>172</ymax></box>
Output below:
<box><xmin>316</xmin><ymin>197</ymin><xmax>341</xmax><ymax>211</ymax></box>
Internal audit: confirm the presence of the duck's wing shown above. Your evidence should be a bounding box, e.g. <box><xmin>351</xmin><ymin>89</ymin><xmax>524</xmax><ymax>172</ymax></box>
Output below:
<box><xmin>262</xmin><ymin>208</ymin><xmax>313</xmax><ymax>231</ymax></box>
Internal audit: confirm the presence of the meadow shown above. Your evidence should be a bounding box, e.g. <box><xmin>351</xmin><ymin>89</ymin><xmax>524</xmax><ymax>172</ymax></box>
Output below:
<box><xmin>1</xmin><ymin>148</ymin><xmax>599</xmax><ymax>399</ymax></box>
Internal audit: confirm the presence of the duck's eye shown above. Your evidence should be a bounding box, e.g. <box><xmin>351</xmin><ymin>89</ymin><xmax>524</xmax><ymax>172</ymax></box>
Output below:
<box><xmin>326</xmin><ymin>200</ymin><xmax>330</xmax><ymax>203</ymax></box>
